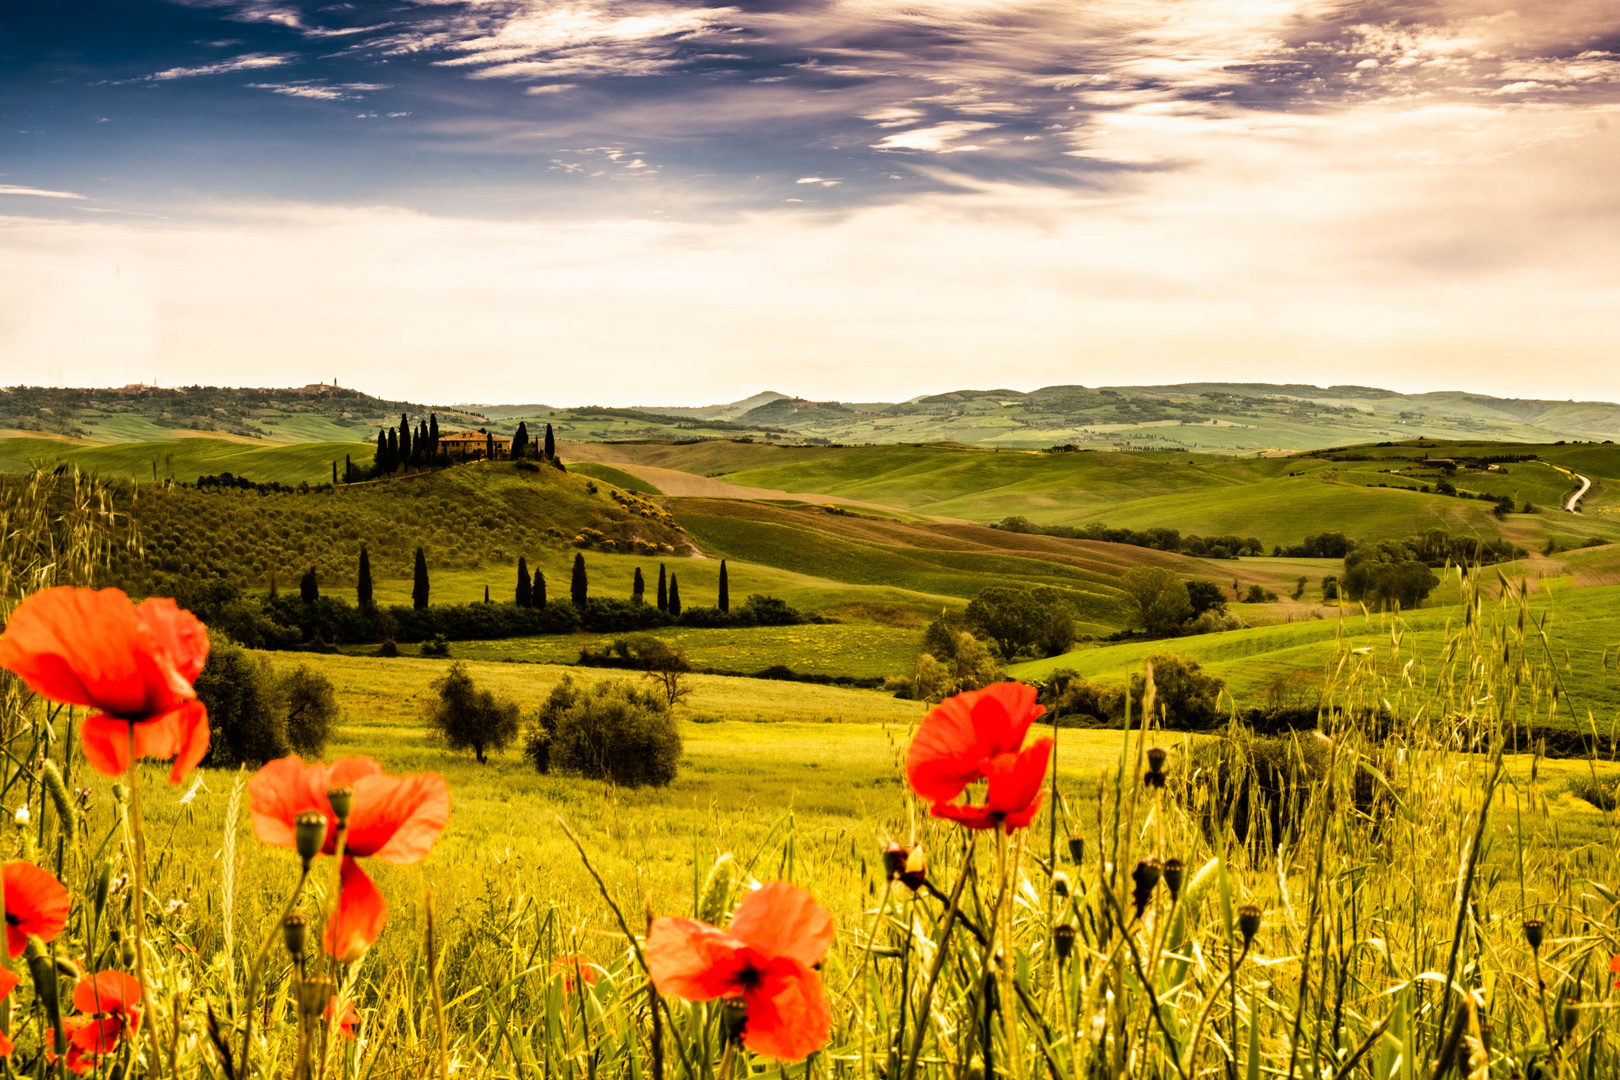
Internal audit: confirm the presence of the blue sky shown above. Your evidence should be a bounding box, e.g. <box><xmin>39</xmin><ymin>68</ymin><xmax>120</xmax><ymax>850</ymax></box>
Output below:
<box><xmin>3</xmin><ymin>0</ymin><xmax>1619</xmax><ymax>405</ymax></box>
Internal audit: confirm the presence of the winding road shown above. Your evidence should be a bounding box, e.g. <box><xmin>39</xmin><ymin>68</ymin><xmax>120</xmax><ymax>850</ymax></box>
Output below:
<box><xmin>1551</xmin><ymin>464</ymin><xmax>1592</xmax><ymax>512</ymax></box>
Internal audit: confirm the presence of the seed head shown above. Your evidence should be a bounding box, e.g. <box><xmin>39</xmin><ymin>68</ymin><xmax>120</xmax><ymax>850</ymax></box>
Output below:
<box><xmin>1237</xmin><ymin>904</ymin><xmax>1262</xmax><ymax>947</ymax></box>
<box><xmin>1130</xmin><ymin>858</ymin><xmax>1162</xmax><ymax>919</ymax></box>
<box><xmin>283</xmin><ymin>914</ymin><xmax>310</xmax><ymax>959</ymax></box>
<box><xmin>1144</xmin><ymin>747</ymin><xmax>1168</xmax><ymax>789</ymax></box>
<box><xmin>300</xmin><ymin>977</ymin><xmax>334</xmax><ymax>1020</ymax></box>
<box><xmin>1522</xmin><ymin>919</ymin><xmax>1545</xmax><ymax>952</ymax></box>
<box><xmin>325</xmin><ymin>785</ymin><xmax>355</xmax><ymax>827</ymax></box>
<box><xmin>1052</xmin><ymin>871</ymin><xmax>1071</xmax><ymax>899</ymax></box>
<box><xmin>294</xmin><ymin>811</ymin><xmax>328</xmax><ymax>865</ymax></box>
<box><xmin>1067</xmin><ymin>833</ymin><xmax>1085</xmax><ymax>864</ymax></box>
<box><xmin>1162</xmin><ymin>858</ymin><xmax>1185</xmax><ymax>901</ymax></box>
<box><xmin>1053</xmin><ymin>924</ymin><xmax>1076</xmax><ymax>963</ymax></box>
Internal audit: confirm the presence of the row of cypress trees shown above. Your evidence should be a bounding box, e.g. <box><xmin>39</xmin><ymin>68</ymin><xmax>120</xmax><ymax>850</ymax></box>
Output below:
<box><xmin>343</xmin><ymin>417</ymin><xmax>561</xmax><ymax>484</ymax></box>
<box><xmin>310</xmin><ymin>548</ymin><xmax>729</xmax><ymax>615</ymax></box>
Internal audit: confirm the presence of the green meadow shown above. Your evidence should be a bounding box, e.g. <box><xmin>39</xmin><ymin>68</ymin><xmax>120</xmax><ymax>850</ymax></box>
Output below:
<box><xmin>0</xmin><ymin>435</ymin><xmax>370</xmax><ymax>486</ymax></box>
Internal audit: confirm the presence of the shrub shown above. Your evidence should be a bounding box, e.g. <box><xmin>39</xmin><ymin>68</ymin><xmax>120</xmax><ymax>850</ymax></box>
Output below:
<box><xmin>527</xmin><ymin>676</ymin><xmax>681</xmax><ymax>788</ymax></box>
<box><xmin>195</xmin><ymin>635</ymin><xmax>338</xmax><ymax>765</ymax></box>
<box><xmin>1184</xmin><ymin>580</ymin><xmax>1227</xmax><ymax>618</ymax></box>
<box><xmin>424</xmin><ymin>661</ymin><xmax>521</xmax><ymax>763</ymax></box>
<box><xmin>1040</xmin><ymin>669</ymin><xmax>1126</xmax><ymax>725</ymax></box>
<box><xmin>1243</xmin><ymin>584</ymin><xmax>1278</xmax><ymax>603</ymax></box>
<box><xmin>1185</xmin><ymin>609</ymin><xmax>1244</xmax><ymax>635</ymax></box>
<box><xmin>1129</xmin><ymin>653</ymin><xmax>1225</xmax><ymax>729</ymax></box>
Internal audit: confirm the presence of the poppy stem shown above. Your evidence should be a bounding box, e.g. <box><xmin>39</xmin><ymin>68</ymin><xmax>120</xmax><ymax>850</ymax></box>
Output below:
<box><xmin>997</xmin><ymin>828</ymin><xmax>1023</xmax><ymax>1080</ymax></box>
<box><xmin>241</xmin><ymin>864</ymin><xmax>311</xmax><ymax>1073</ymax></box>
<box><xmin>900</xmin><ymin>833</ymin><xmax>974</xmax><ymax>1080</ymax></box>
<box><xmin>125</xmin><ymin>726</ymin><xmax>166</xmax><ymax>1080</ymax></box>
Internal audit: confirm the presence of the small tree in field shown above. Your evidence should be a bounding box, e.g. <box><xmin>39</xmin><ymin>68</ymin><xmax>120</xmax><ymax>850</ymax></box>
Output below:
<box><xmin>718</xmin><ymin>560</ymin><xmax>729</xmax><ymax>613</ymax></box>
<box><xmin>668</xmin><ymin>574</ymin><xmax>682</xmax><ymax>616</ymax></box>
<box><xmin>299</xmin><ymin>568</ymin><xmax>319</xmax><ymax>604</ymax></box>
<box><xmin>617</xmin><ymin>634</ymin><xmax>693</xmax><ymax>710</ymax></box>
<box><xmin>511</xmin><ymin>421</ymin><xmax>530</xmax><ymax>461</ymax></box>
<box><xmin>425</xmin><ymin>661</ymin><xmax>521</xmax><ymax>764</ymax></box>
<box><xmin>1119</xmin><ymin>566</ymin><xmax>1191</xmax><ymax>635</ymax></box>
<box><xmin>632</xmin><ymin>567</ymin><xmax>645</xmax><ymax>603</ymax></box>
<box><xmin>516</xmin><ymin>557</ymin><xmax>532</xmax><ymax>607</ymax></box>
<box><xmin>282</xmin><ymin>664</ymin><xmax>339</xmax><ymax>757</ymax></box>
<box><xmin>571</xmin><ymin>553</ymin><xmax>588</xmax><ymax>606</ymax></box>
<box><xmin>525</xmin><ymin>676</ymin><xmax>681</xmax><ymax>787</ymax></box>
<box><xmin>357</xmin><ymin>547</ymin><xmax>373</xmax><ymax>610</ymax></box>
<box><xmin>534</xmin><ymin>570</ymin><xmax>547</xmax><ymax>608</ymax></box>
<box><xmin>413</xmin><ymin>547</ymin><xmax>430</xmax><ymax>610</ymax></box>
<box><xmin>544</xmin><ymin>422</ymin><xmax>556</xmax><ymax>460</ymax></box>
<box><xmin>657</xmin><ymin>564</ymin><xmax>668</xmax><ymax>611</ymax></box>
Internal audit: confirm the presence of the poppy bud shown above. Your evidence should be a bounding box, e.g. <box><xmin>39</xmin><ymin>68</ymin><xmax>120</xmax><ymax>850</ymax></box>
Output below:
<box><xmin>1067</xmin><ymin>833</ymin><xmax>1084</xmax><ymax>864</ymax></box>
<box><xmin>325</xmin><ymin>785</ymin><xmax>355</xmax><ymax>827</ymax></box>
<box><xmin>1053</xmin><ymin>871</ymin><xmax>1071</xmax><ymax>899</ymax></box>
<box><xmin>23</xmin><ymin>937</ymin><xmax>61</xmax><ymax>1035</ymax></box>
<box><xmin>300</xmin><ymin>977</ymin><xmax>334</xmax><ymax>1020</ymax></box>
<box><xmin>1237</xmin><ymin>904</ymin><xmax>1262</xmax><ymax>947</ymax></box>
<box><xmin>1131</xmin><ymin>858</ymin><xmax>1161</xmax><ymax>918</ymax></box>
<box><xmin>54</xmin><ymin>956</ymin><xmax>82</xmax><ymax>980</ymax></box>
<box><xmin>1163</xmin><ymin>858</ymin><xmax>1184</xmax><ymax>901</ymax></box>
<box><xmin>284</xmin><ymin>914</ymin><xmax>310</xmax><ymax>959</ymax></box>
<box><xmin>882</xmin><ymin>843</ymin><xmax>927</xmax><ymax>891</ymax></box>
<box><xmin>1558</xmin><ymin>993</ymin><xmax>1581</xmax><ymax>1040</ymax></box>
<box><xmin>112</xmin><ymin>783</ymin><xmax>128</xmax><ymax>804</ymax></box>
<box><xmin>1053</xmin><ymin>924</ymin><xmax>1076</xmax><ymax>963</ymax></box>
<box><xmin>1522</xmin><ymin>919</ymin><xmax>1544</xmax><ymax>951</ymax></box>
<box><xmin>1144</xmin><ymin>747</ymin><xmax>1167</xmax><ymax>789</ymax></box>
<box><xmin>697</xmin><ymin>853</ymin><xmax>735</xmax><ymax>926</ymax></box>
<box><xmin>41</xmin><ymin>759</ymin><xmax>75</xmax><ymax>844</ymax></box>
<box><xmin>294</xmin><ymin>811</ymin><xmax>328</xmax><ymax>865</ymax></box>
<box><xmin>720</xmin><ymin>999</ymin><xmax>749</xmax><ymax>1045</ymax></box>
<box><xmin>121</xmin><ymin>937</ymin><xmax>137</xmax><ymax>968</ymax></box>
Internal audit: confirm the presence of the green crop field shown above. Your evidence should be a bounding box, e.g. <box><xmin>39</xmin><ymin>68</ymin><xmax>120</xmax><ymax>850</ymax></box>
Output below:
<box><xmin>1011</xmin><ymin>577</ymin><xmax>1620</xmax><ymax>730</ymax></box>
<box><xmin>0</xmin><ymin>436</ymin><xmax>373</xmax><ymax>486</ymax></box>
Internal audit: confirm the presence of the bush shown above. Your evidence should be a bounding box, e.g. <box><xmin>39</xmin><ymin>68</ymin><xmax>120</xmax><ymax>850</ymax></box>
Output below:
<box><xmin>1185</xmin><ymin>610</ymin><xmax>1244</xmax><ymax>635</ymax></box>
<box><xmin>1040</xmin><ymin>669</ymin><xmax>1126</xmax><ymax>725</ymax></box>
<box><xmin>1129</xmin><ymin>653</ymin><xmax>1225</xmax><ymax>729</ymax></box>
<box><xmin>422</xmin><ymin>635</ymin><xmax>451</xmax><ymax>657</ymax></box>
<box><xmin>424</xmin><ymin>661</ymin><xmax>521</xmax><ymax>763</ymax></box>
<box><xmin>1184</xmin><ymin>580</ymin><xmax>1227</xmax><ymax>618</ymax></box>
<box><xmin>526</xmin><ymin>676</ymin><xmax>681</xmax><ymax>788</ymax></box>
<box><xmin>965</xmin><ymin>586</ymin><xmax>1076</xmax><ymax>659</ymax></box>
<box><xmin>195</xmin><ymin>634</ymin><xmax>338</xmax><ymax>765</ymax></box>
<box><xmin>1242</xmin><ymin>584</ymin><xmax>1278</xmax><ymax>603</ymax></box>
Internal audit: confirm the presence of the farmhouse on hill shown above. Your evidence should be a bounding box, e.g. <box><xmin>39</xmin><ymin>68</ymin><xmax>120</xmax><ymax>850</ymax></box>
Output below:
<box><xmin>440</xmin><ymin>428</ymin><xmax>511</xmax><ymax>460</ymax></box>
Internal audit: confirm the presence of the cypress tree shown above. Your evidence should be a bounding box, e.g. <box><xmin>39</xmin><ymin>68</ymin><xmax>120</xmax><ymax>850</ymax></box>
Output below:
<box><xmin>512</xmin><ymin>422</ymin><xmax>529</xmax><ymax>461</ymax></box>
<box><xmin>413</xmin><ymin>547</ymin><xmax>430</xmax><ymax>610</ymax></box>
<box><xmin>544</xmin><ymin>423</ymin><xmax>556</xmax><ymax>460</ymax></box>
<box><xmin>375</xmin><ymin>429</ymin><xmax>388</xmax><ymax>473</ymax></box>
<box><xmin>344</xmin><ymin>453</ymin><xmax>352</xmax><ymax>482</ymax></box>
<box><xmin>571</xmin><ymin>553</ymin><xmax>587</xmax><ymax>607</ymax></box>
<box><xmin>387</xmin><ymin>429</ymin><xmax>399</xmax><ymax>471</ymax></box>
<box><xmin>484</xmin><ymin>585</ymin><xmax>490</xmax><ymax>604</ymax></box>
<box><xmin>429</xmin><ymin>413</ymin><xmax>440</xmax><ymax>459</ymax></box>
<box><xmin>632</xmin><ymin>567</ymin><xmax>645</xmax><ymax>603</ymax></box>
<box><xmin>357</xmin><ymin>546</ymin><xmax>373</xmax><ymax>609</ymax></box>
<box><xmin>516</xmin><ymin>557</ymin><xmax>532</xmax><ymax>606</ymax></box>
<box><xmin>417</xmin><ymin>420</ymin><xmax>428</xmax><ymax>464</ymax></box>
<box><xmin>718</xmin><ymin>559</ymin><xmax>729</xmax><ymax>613</ymax></box>
<box><xmin>656</xmin><ymin>564</ymin><xmax>667</xmax><ymax>611</ymax></box>
<box><xmin>668</xmin><ymin>574</ymin><xmax>682</xmax><ymax>617</ymax></box>
<box><xmin>485</xmin><ymin>430</ymin><xmax>495</xmax><ymax>461</ymax></box>
<box><xmin>300</xmin><ymin>567</ymin><xmax>319</xmax><ymax>603</ymax></box>
<box><xmin>534</xmin><ymin>570</ymin><xmax>547</xmax><ymax>608</ymax></box>
<box><xmin>399</xmin><ymin>413</ymin><xmax>412</xmax><ymax>464</ymax></box>
<box><xmin>332</xmin><ymin>460</ymin><xmax>337</xmax><ymax>485</ymax></box>
<box><xmin>268</xmin><ymin>570</ymin><xmax>278</xmax><ymax>601</ymax></box>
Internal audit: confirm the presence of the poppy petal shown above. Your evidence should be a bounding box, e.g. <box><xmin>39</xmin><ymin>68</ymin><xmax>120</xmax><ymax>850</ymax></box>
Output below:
<box><xmin>80</xmin><ymin>715</ymin><xmax>135</xmax><ymax>780</ymax></box>
<box><xmin>73</xmin><ymin>970</ymin><xmax>140</xmax><ymax>1016</ymax></box>
<box><xmin>140</xmin><ymin>702</ymin><xmax>211</xmax><ymax>784</ymax></box>
<box><xmin>0</xmin><ymin>588</ymin><xmax>147</xmax><ymax>714</ymax></box>
<box><xmin>325</xmin><ymin>857</ymin><xmax>388</xmax><ymax>963</ymax></box>
<box><xmin>645</xmin><ymin>918</ymin><xmax>750</xmax><ymax>1000</ymax></box>
<box><xmin>998</xmin><ymin>790</ymin><xmax>1046</xmax><ymax>832</ymax></box>
<box><xmin>248</xmin><ymin>756</ymin><xmax>323</xmax><ymax>851</ymax></box>
<box><xmin>741</xmin><ymin>956</ymin><xmax>831</xmax><ymax>1061</ymax></box>
<box><xmin>346</xmin><ymin>772</ymin><xmax>451</xmax><ymax>864</ymax></box>
<box><xmin>927</xmin><ymin>802</ymin><xmax>1001</xmax><ymax>831</ymax></box>
<box><xmin>3</xmin><ymin>861</ymin><xmax>71</xmax><ymax>958</ymax></box>
<box><xmin>906</xmin><ymin>696</ymin><xmax>994</xmax><ymax>804</ymax></box>
<box><xmin>0</xmin><ymin>1028</ymin><xmax>11</xmax><ymax>1057</ymax></box>
<box><xmin>973</xmin><ymin>682</ymin><xmax>1043</xmax><ymax>753</ymax></box>
<box><xmin>984</xmin><ymin>740</ymin><xmax>1051</xmax><ymax>817</ymax></box>
<box><xmin>69</xmin><ymin>1016</ymin><xmax>127</xmax><ymax>1055</ymax></box>
<box><xmin>0</xmin><ymin>967</ymin><xmax>17</xmax><ymax>1000</ymax></box>
<box><xmin>134</xmin><ymin>598</ymin><xmax>210</xmax><ymax>684</ymax></box>
<box><xmin>726</xmin><ymin>882</ymin><xmax>834</xmax><ymax>967</ymax></box>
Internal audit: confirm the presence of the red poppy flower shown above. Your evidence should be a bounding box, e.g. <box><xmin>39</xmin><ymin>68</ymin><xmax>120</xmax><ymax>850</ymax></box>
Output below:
<box><xmin>3</xmin><ymin>861</ymin><xmax>71</xmax><ymax>958</ymax></box>
<box><xmin>553</xmin><ymin>955</ymin><xmax>600</xmax><ymax>992</ymax></box>
<box><xmin>46</xmin><ymin>1019</ymin><xmax>95</xmax><ymax>1075</ymax></box>
<box><xmin>646</xmin><ymin>882</ymin><xmax>834</xmax><ymax>1061</ymax></box>
<box><xmin>0</xmin><ymin>967</ymin><xmax>16</xmax><ymax>1057</ymax></box>
<box><xmin>0</xmin><ymin>587</ymin><xmax>210</xmax><ymax>784</ymax></box>
<box><xmin>249</xmin><ymin>756</ymin><xmax>450</xmax><ymax>961</ymax></box>
<box><xmin>326</xmin><ymin>996</ymin><xmax>359</xmax><ymax>1039</ymax></box>
<box><xmin>69</xmin><ymin>971</ymin><xmax>143</xmax><ymax>1058</ymax></box>
<box><xmin>905</xmin><ymin>682</ymin><xmax>1052</xmax><ymax>833</ymax></box>
<box><xmin>1611</xmin><ymin>954</ymin><xmax>1619</xmax><ymax>989</ymax></box>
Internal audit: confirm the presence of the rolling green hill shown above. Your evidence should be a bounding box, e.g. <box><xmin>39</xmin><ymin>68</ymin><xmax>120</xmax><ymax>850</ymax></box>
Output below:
<box><xmin>0</xmin><ymin>437</ymin><xmax>372</xmax><ymax>486</ymax></box>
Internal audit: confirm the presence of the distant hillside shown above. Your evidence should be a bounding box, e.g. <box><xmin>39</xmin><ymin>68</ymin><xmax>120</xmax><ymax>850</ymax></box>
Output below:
<box><xmin>8</xmin><ymin>380</ymin><xmax>1620</xmax><ymax>452</ymax></box>
<box><xmin>0</xmin><ymin>384</ymin><xmax>486</xmax><ymax>443</ymax></box>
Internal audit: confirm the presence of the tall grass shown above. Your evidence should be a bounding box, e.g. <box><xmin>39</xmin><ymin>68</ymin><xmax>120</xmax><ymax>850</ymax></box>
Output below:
<box><xmin>0</xmin><ymin>466</ymin><xmax>1616</xmax><ymax>1078</ymax></box>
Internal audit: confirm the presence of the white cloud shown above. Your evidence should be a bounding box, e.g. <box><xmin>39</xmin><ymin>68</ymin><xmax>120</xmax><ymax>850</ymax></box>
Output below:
<box><xmin>872</xmin><ymin>121</ymin><xmax>998</xmax><ymax>152</ymax></box>
<box><xmin>149</xmin><ymin>53</ymin><xmax>294</xmax><ymax>80</ymax></box>
<box><xmin>524</xmin><ymin>83</ymin><xmax>580</xmax><ymax>94</ymax></box>
<box><xmin>247</xmin><ymin>81</ymin><xmax>390</xmax><ymax>100</ymax></box>
<box><xmin>0</xmin><ymin>186</ymin><xmax>87</xmax><ymax>200</ymax></box>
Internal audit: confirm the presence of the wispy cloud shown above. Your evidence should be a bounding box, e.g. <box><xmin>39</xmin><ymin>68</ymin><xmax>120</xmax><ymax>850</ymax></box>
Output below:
<box><xmin>0</xmin><ymin>185</ymin><xmax>87</xmax><ymax>200</ymax></box>
<box><xmin>248</xmin><ymin>81</ymin><xmax>389</xmax><ymax>100</ymax></box>
<box><xmin>149</xmin><ymin>53</ymin><xmax>294</xmax><ymax>80</ymax></box>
